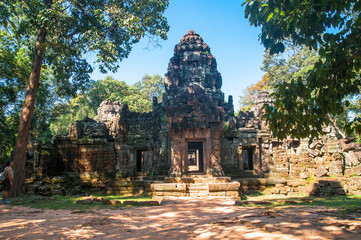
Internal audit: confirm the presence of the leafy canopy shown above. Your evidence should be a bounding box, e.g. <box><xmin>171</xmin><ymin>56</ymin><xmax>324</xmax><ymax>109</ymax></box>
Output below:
<box><xmin>0</xmin><ymin>28</ymin><xmax>56</xmax><ymax>162</ymax></box>
<box><xmin>239</xmin><ymin>42</ymin><xmax>318</xmax><ymax>113</ymax></box>
<box><xmin>49</xmin><ymin>75</ymin><xmax>164</xmax><ymax>137</ymax></box>
<box><xmin>1</xmin><ymin>0</ymin><xmax>169</xmax><ymax>95</ymax></box>
<box><xmin>136</xmin><ymin>74</ymin><xmax>165</xmax><ymax>102</ymax></box>
<box><xmin>243</xmin><ymin>0</ymin><xmax>361</xmax><ymax>139</ymax></box>
<box><xmin>2</xmin><ymin>0</ymin><xmax>169</xmax><ymax>195</ymax></box>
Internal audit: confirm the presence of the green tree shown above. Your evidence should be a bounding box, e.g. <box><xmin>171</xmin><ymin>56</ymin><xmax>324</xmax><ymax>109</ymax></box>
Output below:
<box><xmin>87</xmin><ymin>76</ymin><xmax>150</xmax><ymax>112</ymax></box>
<box><xmin>239</xmin><ymin>43</ymin><xmax>318</xmax><ymax>112</ymax></box>
<box><xmin>243</xmin><ymin>0</ymin><xmax>361</xmax><ymax>139</ymax></box>
<box><xmin>0</xmin><ymin>29</ymin><xmax>26</xmax><ymax>164</ymax></box>
<box><xmin>239</xmin><ymin>74</ymin><xmax>271</xmax><ymax>112</ymax></box>
<box><xmin>136</xmin><ymin>74</ymin><xmax>165</xmax><ymax>109</ymax></box>
<box><xmin>0</xmin><ymin>28</ymin><xmax>56</xmax><ymax>163</ymax></box>
<box><xmin>1</xmin><ymin>0</ymin><xmax>169</xmax><ymax>195</ymax></box>
<box><xmin>49</xmin><ymin>76</ymin><xmax>153</xmax><ymax>137</ymax></box>
<box><xmin>0</xmin><ymin>27</ymin><xmax>70</xmax><ymax>165</ymax></box>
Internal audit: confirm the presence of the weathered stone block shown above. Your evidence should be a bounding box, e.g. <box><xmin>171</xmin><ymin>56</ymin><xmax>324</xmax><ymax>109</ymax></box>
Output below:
<box><xmin>151</xmin><ymin>183</ymin><xmax>187</xmax><ymax>192</ymax></box>
<box><xmin>103</xmin><ymin>199</ymin><xmax>121</xmax><ymax>205</ymax></box>
<box><xmin>240</xmin><ymin>186</ymin><xmax>248</xmax><ymax>191</ymax></box>
<box><xmin>76</xmin><ymin>199</ymin><xmax>93</xmax><ymax>205</ymax></box>
<box><xmin>308</xmin><ymin>182</ymin><xmax>319</xmax><ymax>196</ymax></box>
<box><xmin>300</xmin><ymin>172</ymin><xmax>310</xmax><ymax>179</ymax></box>
<box><xmin>333</xmin><ymin>188</ymin><xmax>346</xmax><ymax>195</ymax></box>
<box><xmin>349</xmin><ymin>164</ymin><xmax>361</xmax><ymax>176</ymax></box>
<box><xmin>122</xmin><ymin>200</ymin><xmax>159</xmax><ymax>206</ymax></box>
<box><xmin>344</xmin><ymin>152</ymin><xmax>359</xmax><ymax>167</ymax></box>
<box><xmin>272</xmin><ymin>168</ymin><xmax>289</xmax><ymax>174</ymax></box>
<box><xmin>340</xmin><ymin>138</ymin><xmax>357</xmax><ymax>152</ymax></box>
<box><xmin>270</xmin><ymin>187</ymin><xmax>280</xmax><ymax>194</ymax></box>
<box><xmin>314</xmin><ymin>165</ymin><xmax>328</xmax><ymax>177</ymax></box>
<box><xmin>265</xmin><ymin>178</ymin><xmax>287</xmax><ymax>185</ymax></box>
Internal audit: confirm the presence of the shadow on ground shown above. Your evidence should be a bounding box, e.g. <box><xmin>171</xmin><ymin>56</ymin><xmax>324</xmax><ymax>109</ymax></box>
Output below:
<box><xmin>0</xmin><ymin>196</ymin><xmax>360</xmax><ymax>239</ymax></box>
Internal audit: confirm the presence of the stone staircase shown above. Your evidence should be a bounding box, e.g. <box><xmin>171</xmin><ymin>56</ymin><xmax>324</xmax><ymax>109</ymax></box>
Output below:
<box><xmin>188</xmin><ymin>183</ymin><xmax>209</xmax><ymax>197</ymax></box>
<box><xmin>151</xmin><ymin>175</ymin><xmax>240</xmax><ymax>198</ymax></box>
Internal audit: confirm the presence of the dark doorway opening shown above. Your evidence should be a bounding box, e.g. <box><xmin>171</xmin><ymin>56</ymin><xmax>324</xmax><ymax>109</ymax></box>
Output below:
<box><xmin>136</xmin><ymin>150</ymin><xmax>146</xmax><ymax>172</ymax></box>
<box><xmin>243</xmin><ymin>147</ymin><xmax>254</xmax><ymax>170</ymax></box>
<box><xmin>188</xmin><ymin>142</ymin><xmax>203</xmax><ymax>173</ymax></box>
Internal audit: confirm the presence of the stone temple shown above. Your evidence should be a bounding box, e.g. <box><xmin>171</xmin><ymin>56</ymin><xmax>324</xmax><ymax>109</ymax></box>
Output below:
<box><xmin>28</xmin><ymin>30</ymin><xmax>361</xmax><ymax>197</ymax></box>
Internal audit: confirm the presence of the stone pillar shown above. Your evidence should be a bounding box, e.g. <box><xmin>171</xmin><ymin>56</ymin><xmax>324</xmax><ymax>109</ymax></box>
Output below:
<box><xmin>170</xmin><ymin>136</ymin><xmax>182</xmax><ymax>177</ymax></box>
<box><xmin>208</xmin><ymin>130</ymin><xmax>224</xmax><ymax>176</ymax></box>
<box><xmin>237</xmin><ymin>144</ymin><xmax>243</xmax><ymax>170</ymax></box>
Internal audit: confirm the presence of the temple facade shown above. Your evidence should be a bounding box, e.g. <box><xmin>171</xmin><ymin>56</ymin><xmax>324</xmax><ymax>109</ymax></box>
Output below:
<box><xmin>29</xmin><ymin>31</ymin><xmax>361</xmax><ymax>195</ymax></box>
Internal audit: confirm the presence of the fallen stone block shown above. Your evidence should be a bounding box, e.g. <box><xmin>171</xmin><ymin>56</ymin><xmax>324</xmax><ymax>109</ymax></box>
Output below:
<box><xmin>103</xmin><ymin>199</ymin><xmax>121</xmax><ymax>205</ymax></box>
<box><xmin>314</xmin><ymin>165</ymin><xmax>328</xmax><ymax>177</ymax></box>
<box><xmin>235</xmin><ymin>200</ymin><xmax>272</xmax><ymax>205</ymax></box>
<box><xmin>122</xmin><ymin>200</ymin><xmax>159</xmax><ymax>206</ymax></box>
<box><xmin>308</xmin><ymin>182</ymin><xmax>319</xmax><ymax>196</ymax></box>
<box><xmin>76</xmin><ymin>199</ymin><xmax>93</xmax><ymax>205</ymax></box>
<box><xmin>300</xmin><ymin>172</ymin><xmax>310</xmax><ymax>179</ymax></box>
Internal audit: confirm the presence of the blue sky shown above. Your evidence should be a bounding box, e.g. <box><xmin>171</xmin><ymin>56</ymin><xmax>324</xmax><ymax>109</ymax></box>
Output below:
<box><xmin>90</xmin><ymin>0</ymin><xmax>265</xmax><ymax>111</ymax></box>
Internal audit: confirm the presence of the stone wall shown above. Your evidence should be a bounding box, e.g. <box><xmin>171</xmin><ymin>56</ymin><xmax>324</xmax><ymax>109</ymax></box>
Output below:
<box><xmin>221</xmin><ymin>92</ymin><xmax>270</xmax><ymax>175</ymax></box>
<box><xmin>114</xmin><ymin>101</ymin><xmax>170</xmax><ymax>176</ymax></box>
<box><xmin>53</xmin><ymin>117</ymin><xmax>116</xmax><ymax>174</ymax></box>
<box><xmin>221</xmin><ymin>91</ymin><xmax>361</xmax><ymax>182</ymax></box>
<box><xmin>38</xmin><ymin>99</ymin><xmax>170</xmax><ymax>177</ymax></box>
<box><xmin>26</xmin><ymin>173</ymin><xmax>157</xmax><ymax>197</ymax></box>
<box><xmin>237</xmin><ymin>176</ymin><xmax>361</xmax><ymax>197</ymax></box>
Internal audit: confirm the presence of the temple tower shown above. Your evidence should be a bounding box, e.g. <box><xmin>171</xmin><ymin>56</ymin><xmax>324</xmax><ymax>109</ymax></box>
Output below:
<box><xmin>164</xmin><ymin>30</ymin><xmax>225</xmax><ymax>177</ymax></box>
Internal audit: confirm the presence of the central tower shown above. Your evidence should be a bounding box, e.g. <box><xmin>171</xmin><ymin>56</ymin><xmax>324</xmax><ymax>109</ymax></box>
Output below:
<box><xmin>164</xmin><ymin>30</ymin><xmax>225</xmax><ymax>177</ymax></box>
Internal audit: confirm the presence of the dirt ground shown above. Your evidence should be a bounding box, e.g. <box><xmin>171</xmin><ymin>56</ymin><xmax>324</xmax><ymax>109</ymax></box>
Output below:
<box><xmin>0</xmin><ymin>197</ymin><xmax>360</xmax><ymax>240</ymax></box>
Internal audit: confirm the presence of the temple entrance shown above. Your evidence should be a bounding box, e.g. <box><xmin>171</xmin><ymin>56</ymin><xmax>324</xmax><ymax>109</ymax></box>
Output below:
<box><xmin>136</xmin><ymin>150</ymin><xmax>146</xmax><ymax>172</ymax></box>
<box><xmin>243</xmin><ymin>147</ymin><xmax>254</xmax><ymax>170</ymax></box>
<box><xmin>187</xmin><ymin>142</ymin><xmax>203</xmax><ymax>173</ymax></box>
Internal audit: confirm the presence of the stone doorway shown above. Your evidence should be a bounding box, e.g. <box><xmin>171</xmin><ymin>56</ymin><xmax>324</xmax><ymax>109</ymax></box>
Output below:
<box><xmin>187</xmin><ymin>142</ymin><xmax>204</xmax><ymax>173</ymax></box>
<box><xmin>243</xmin><ymin>147</ymin><xmax>254</xmax><ymax>170</ymax></box>
<box><xmin>136</xmin><ymin>150</ymin><xmax>146</xmax><ymax>172</ymax></box>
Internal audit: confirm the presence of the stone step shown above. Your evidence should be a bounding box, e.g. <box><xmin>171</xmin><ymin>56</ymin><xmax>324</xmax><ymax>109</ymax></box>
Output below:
<box><xmin>151</xmin><ymin>181</ymin><xmax>240</xmax><ymax>198</ymax></box>
<box><xmin>189</xmin><ymin>174</ymin><xmax>209</xmax><ymax>178</ymax></box>
<box><xmin>235</xmin><ymin>177</ymin><xmax>286</xmax><ymax>186</ymax></box>
<box><xmin>193</xmin><ymin>177</ymin><xmax>231</xmax><ymax>183</ymax></box>
<box><xmin>189</xmin><ymin>192</ymin><xmax>209</xmax><ymax>197</ymax></box>
<box><xmin>164</xmin><ymin>176</ymin><xmax>231</xmax><ymax>183</ymax></box>
<box><xmin>237</xmin><ymin>170</ymin><xmax>263</xmax><ymax>179</ymax></box>
<box><xmin>187</xmin><ymin>183</ymin><xmax>209</xmax><ymax>191</ymax></box>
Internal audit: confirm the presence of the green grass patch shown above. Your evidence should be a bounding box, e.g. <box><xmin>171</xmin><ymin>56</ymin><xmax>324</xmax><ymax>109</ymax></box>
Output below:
<box><xmin>299</xmin><ymin>195</ymin><xmax>361</xmax><ymax>210</ymax></box>
<box><xmin>10</xmin><ymin>194</ymin><xmax>153</xmax><ymax>210</ymax></box>
<box><xmin>238</xmin><ymin>195</ymin><xmax>361</xmax><ymax>211</ymax></box>
<box><xmin>240</xmin><ymin>191</ymin><xmax>264</xmax><ymax>200</ymax></box>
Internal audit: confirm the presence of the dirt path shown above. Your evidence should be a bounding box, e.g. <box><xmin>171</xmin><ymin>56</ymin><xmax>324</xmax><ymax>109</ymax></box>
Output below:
<box><xmin>0</xmin><ymin>197</ymin><xmax>360</xmax><ymax>239</ymax></box>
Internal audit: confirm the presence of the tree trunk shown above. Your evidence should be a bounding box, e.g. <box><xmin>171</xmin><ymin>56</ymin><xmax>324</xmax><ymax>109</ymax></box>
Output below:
<box><xmin>11</xmin><ymin>29</ymin><xmax>46</xmax><ymax>196</ymax></box>
<box><xmin>327</xmin><ymin>113</ymin><xmax>346</xmax><ymax>139</ymax></box>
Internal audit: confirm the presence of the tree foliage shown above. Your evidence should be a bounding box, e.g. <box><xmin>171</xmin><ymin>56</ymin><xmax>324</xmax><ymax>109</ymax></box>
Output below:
<box><xmin>136</xmin><ymin>74</ymin><xmax>165</xmax><ymax>106</ymax></box>
<box><xmin>239</xmin><ymin>43</ymin><xmax>318</xmax><ymax>113</ymax></box>
<box><xmin>0</xmin><ymin>28</ymin><xmax>56</xmax><ymax>163</ymax></box>
<box><xmin>243</xmin><ymin>0</ymin><xmax>361</xmax><ymax>139</ymax></box>
<box><xmin>1</xmin><ymin>0</ymin><xmax>169</xmax><ymax>195</ymax></box>
<box><xmin>239</xmin><ymin>73</ymin><xmax>271</xmax><ymax>112</ymax></box>
<box><xmin>49</xmin><ymin>75</ymin><xmax>164</xmax><ymax>137</ymax></box>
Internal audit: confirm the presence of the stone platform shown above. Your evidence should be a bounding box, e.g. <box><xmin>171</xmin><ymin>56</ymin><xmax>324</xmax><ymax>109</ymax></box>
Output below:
<box><xmin>151</xmin><ymin>175</ymin><xmax>240</xmax><ymax>198</ymax></box>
